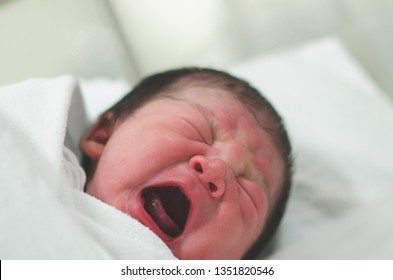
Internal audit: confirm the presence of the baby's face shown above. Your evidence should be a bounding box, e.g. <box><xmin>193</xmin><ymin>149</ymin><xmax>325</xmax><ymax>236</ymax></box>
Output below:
<box><xmin>82</xmin><ymin>86</ymin><xmax>284</xmax><ymax>259</ymax></box>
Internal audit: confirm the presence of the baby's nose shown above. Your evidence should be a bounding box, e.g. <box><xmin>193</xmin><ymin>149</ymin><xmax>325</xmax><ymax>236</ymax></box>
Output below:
<box><xmin>189</xmin><ymin>155</ymin><xmax>226</xmax><ymax>198</ymax></box>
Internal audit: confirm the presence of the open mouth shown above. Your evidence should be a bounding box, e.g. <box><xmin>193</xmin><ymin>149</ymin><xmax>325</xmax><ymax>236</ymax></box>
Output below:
<box><xmin>142</xmin><ymin>186</ymin><xmax>190</xmax><ymax>238</ymax></box>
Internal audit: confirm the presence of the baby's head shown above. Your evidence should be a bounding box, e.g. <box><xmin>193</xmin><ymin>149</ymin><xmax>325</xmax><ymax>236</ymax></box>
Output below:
<box><xmin>80</xmin><ymin>68</ymin><xmax>292</xmax><ymax>259</ymax></box>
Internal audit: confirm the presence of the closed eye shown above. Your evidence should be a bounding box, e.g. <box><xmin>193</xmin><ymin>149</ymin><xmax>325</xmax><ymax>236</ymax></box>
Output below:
<box><xmin>181</xmin><ymin>117</ymin><xmax>211</xmax><ymax>144</ymax></box>
<box><xmin>237</xmin><ymin>177</ymin><xmax>259</xmax><ymax>211</ymax></box>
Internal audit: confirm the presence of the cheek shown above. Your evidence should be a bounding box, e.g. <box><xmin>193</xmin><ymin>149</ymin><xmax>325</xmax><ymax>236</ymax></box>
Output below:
<box><xmin>91</xmin><ymin>133</ymin><xmax>209</xmax><ymax>193</ymax></box>
<box><xmin>238</xmin><ymin>179</ymin><xmax>269</xmax><ymax>240</ymax></box>
<box><xmin>84</xmin><ymin>175</ymin><xmax>121</xmax><ymax>209</ymax></box>
<box><xmin>170</xmin><ymin>215</ymin><xmax>248</xmax><ymax>259</ymax></box>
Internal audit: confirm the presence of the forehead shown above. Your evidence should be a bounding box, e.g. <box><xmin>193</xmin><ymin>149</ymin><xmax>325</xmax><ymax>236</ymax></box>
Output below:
<box><xmin>163</xmin><ymin>85</ymin><xmax>250</xmax><ymax>119</ymax></box>
<box><xmin>165</xmin><ymin>85</ymin><xmax>269</xmax><ymax>133</ymax></box>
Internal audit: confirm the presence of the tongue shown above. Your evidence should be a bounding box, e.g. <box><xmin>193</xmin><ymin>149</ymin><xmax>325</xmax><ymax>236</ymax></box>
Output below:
<box><xmin>144</xmin><ymin>189</ymin><xmax>180</xmax><ymax>237</ymax></box>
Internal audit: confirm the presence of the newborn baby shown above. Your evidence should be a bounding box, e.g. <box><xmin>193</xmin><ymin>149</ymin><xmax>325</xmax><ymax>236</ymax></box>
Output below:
<box><xmin>80</xmin><ymin>67</ymin><xmax>292</xmax><ymax>259</ymax></box>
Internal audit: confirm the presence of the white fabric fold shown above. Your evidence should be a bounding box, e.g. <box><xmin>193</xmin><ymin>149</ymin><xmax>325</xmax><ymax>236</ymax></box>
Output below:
<box><xmin>0</xmin><ymin>76</ymin><xmax>175</xmax><ymax>259</ymax></box>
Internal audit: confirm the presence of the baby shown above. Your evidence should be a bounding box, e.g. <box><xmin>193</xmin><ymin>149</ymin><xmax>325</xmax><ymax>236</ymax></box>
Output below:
<box><xmin>80</xmin><ymin>67</ymin><xmax>292</xmax><ymax>259</ymax></box>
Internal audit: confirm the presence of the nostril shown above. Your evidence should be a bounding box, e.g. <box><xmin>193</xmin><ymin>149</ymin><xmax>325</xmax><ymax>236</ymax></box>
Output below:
<box><xmin>190</xmin><ymin>156</ymin><xmax>226</xmax><ymax>198</ymax></box>
<box><xmin>208</xmin><ymin>182</ymin><xmax>217</xmax><ymax>193</ymax></box>
<box><xmin>194</xmin><ymin>162</ymin><xmax>203</xmax><ymax>173</ymax></box>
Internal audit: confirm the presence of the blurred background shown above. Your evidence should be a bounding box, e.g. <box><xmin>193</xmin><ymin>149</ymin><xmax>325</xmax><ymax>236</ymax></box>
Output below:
<box><xmin>1</xmin><ymin>0</ymin><xmax>393</xmax><ymax>99</ymax></box>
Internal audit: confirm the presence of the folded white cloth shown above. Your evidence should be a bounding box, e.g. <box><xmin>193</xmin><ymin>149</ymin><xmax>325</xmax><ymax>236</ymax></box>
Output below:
<box><xmin>0</xmin><ymin>76</ymin><xmax>175</xmax><ymax>259</ymax></box>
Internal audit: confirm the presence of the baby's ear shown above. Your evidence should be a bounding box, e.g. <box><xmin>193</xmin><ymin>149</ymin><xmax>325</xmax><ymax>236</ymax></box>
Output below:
<box><xmin>80</xmin><ymin>111</ymin><xmax>114</xmax><ymax>161</ymax></box>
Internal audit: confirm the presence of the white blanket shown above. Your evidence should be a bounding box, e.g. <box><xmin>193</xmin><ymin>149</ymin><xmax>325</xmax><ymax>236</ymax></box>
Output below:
<box><xmin>0</xmin><ymin>76</ymin><xmax>175</xmax><ymax>259</ymax></box>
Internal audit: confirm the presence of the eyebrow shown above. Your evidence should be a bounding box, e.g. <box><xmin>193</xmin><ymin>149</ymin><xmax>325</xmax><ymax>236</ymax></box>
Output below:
<box><xmin>159</xmin><ymin>94</ymin><xmax>215</xmax><ymax>123</ymax></box>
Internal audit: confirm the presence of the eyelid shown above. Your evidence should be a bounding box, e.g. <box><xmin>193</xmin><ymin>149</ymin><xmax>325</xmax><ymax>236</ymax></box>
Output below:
<box><xmin>237</xmin><ymin>177</ymin><xmax>259</xmax><ymax>210</ymax></box>
<box><xmin>181</xmin><ymin>117</ymin><xmax>210</xmax><ymax>144</ymax></box>
<box><xmin>242</xmin><ymin>160</ymin><xmax>267</xmax><ymax>188</ymax></box>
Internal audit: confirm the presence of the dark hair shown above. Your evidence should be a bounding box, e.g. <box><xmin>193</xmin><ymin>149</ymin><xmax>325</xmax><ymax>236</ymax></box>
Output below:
<box><xmin>86</xmin><ymin>67</ymin><xmax>293</xmax><ymax>259</ymax></box>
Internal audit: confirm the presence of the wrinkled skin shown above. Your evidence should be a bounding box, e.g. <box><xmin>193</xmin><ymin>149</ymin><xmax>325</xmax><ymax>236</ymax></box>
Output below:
<box><xmin>81</xmin><ymin>86</ymin><xmax>284</xmax><ymax>259</ymax></box>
